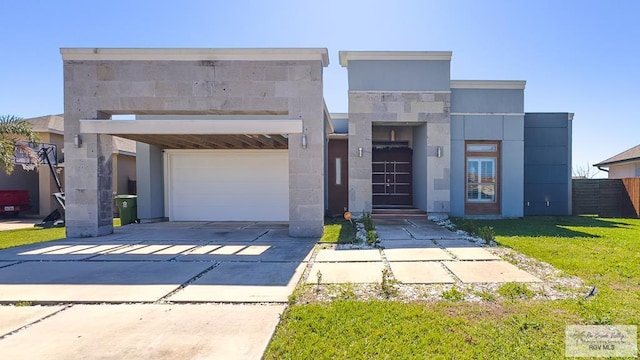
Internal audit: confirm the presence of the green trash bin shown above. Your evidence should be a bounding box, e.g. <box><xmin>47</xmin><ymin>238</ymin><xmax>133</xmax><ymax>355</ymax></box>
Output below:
<box><xmin>115</xmin><ymin>195</ymin><xmax>137</xmax><ymax>225</ymax></box>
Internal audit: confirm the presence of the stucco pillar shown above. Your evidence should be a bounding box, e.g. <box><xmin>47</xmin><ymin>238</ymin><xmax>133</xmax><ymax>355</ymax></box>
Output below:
<box><xmin>287</xmin><ymin>64</ymin><xmax>325</xmax><ymax>237</ymax></box>
<box><xmin>64</xmin><ymin>61</ymin><xmax>114</xmax><ymax>237</ymax></box>
<box><xmin>348</xmin><ymin>114</ymin><xmax>372</xmax><ymax>215</ymax></box>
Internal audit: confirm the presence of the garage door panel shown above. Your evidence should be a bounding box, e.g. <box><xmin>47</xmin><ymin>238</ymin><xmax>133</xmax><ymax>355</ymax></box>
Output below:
<box><xmin>167</xmin><ymin>150</ymin><xmax>289</xmax><ymax>221</ymax></box>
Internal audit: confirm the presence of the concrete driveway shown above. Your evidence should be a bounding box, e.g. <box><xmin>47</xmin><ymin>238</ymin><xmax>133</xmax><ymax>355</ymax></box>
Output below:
<box><xmin>0</xmin><ymin>221</ymin><xmax>316</xmax><ymax>359</ymax></box>
<box><xmin>0</xmin><ymin>215</ymin><xmax>41</xmax><ymax>231</ymax></box>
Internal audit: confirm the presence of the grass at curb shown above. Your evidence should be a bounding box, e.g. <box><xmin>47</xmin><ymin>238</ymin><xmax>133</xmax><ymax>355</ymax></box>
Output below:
<box><xmin>0</xmin><ymin>218</ymin><xmax>122</xmax><ymax>250</ymax></box>
<box><xmin>266</xmin><ymin>216</ymin><xmax>640</xmax><ymax>359</ymax></box>
<box><xmin>0</xmin><ymin>227</ymin><xmax>66</xmax><ymax>250</ymax></box>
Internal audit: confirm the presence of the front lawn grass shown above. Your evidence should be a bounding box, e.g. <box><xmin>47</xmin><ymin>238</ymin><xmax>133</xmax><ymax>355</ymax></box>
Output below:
<box><xmin>321</xmin><ymin>218</ymin><xmax>356</xmax><ymax>244</ymax></box>
<box><xmin>0</xmin><ymin>227</ymin><xmax>66</xmax><ymax>250</ymax></box>
<box><xmin>0</xmin><ymin>218</ymin><xmax>122</xmax><ymax>250</ymax></box>
<box><xmin>265</xmin><ymin>216</ymin><xmax>640</xmax><ymax>359</ymax></box>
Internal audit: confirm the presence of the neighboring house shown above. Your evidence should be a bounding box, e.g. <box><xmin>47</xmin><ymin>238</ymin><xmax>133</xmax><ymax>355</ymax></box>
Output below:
<box><xmin>593</xmin><ymin>144</ymin><xmax>640</xmax><ymax>178</ymax></box>
<box><xmin>0</xmin><ymin>114</ymin><xmax>136</xmax><ymax>216</ymax></box>
<box><xmin>60</xmin><ymin>48</ymin><xmax>572</xmax><ymax>238</ymax></box>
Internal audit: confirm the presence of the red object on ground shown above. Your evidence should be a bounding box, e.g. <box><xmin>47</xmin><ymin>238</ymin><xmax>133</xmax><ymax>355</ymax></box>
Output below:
<box><xmin>0</xmin><ymin>190</ymin><xmax>32</xmax><ymax>214</ymax></box>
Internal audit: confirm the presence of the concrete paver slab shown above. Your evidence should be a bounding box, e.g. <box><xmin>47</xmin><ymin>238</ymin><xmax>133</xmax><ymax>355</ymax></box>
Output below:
<box><xmin>70</xmin><ymin>244</ymin><xmax>128</xmax><ymax>254</ymax></box>
<box><xmin>436</xmin><ymin>239</ymin><xmax>481</xmax><ymax>248</ymax></box>
<box><xmin>19</xmin><ymin>245</ymin><xmax>74</xmax><ymax>255</ymax></box>
<box><xmin>87</xmin><ymin>244</ymin><xmax>187</xmax><ymax>261</ymax></box>
<box><xmin>384</xmin><ymin>248</ymin><xmax>452</xmax><ymax>262</ymax></box>
<box><xmin>0</xmin><ymin>305</ymin><xmax>65</xmax><ymax>337</ymax></box>
<box><xmin>210</xmin><ymin>245</ymin><xmax>246</xmax><ymax>255</ymax></box>
<box><xmin>376</xmin><ymin>229</ymin><xmax>412</xmax><ymax>240</ymax></box>
<box><xmin>0</xmin><ymin>262</ymin><xmax>212</xmax><ymax>302</ymax></box>
<box><xmin>306</xmin><ymin>262</ymin><xmax>385</xmax><ymax>284</ymax></box>
<box><xmin>171</xmin><ymin>262</ymin><xmax>305</xmax><ymax>302</ymax></box>
<box><xmin>447</xmin><ymin>247</ymin><xmax>502</xmax><ymax>260</ymax></box>
<box><xmin>151</xmin><ymin>245</ymin><xmax>198</xmax><ymax>255</ymax></box>
<box><xmin>315</xmin><ymin>249</ymin><xmax>382</xmax><ymax>262</ymax></box>
<box><xmin>0</xmin><ymin>304</ymin><xmax>284</xmax><ymax>360</ymax></box>
<box><xmin>0</xmin><ymin>244</ymin><xmax>113</xmax><ymax>261</ymax></box>
<box><xmin>405</xmin><ymin>227</ymin><xmax>459</xmax><ymax>240</ymax></box>
<box><xmin>125</xmin><ymin>245</ymin><xmax>173</xmax><ymax>255</ymax></box>
<box><xmin>44</xmin><ymin>245</ymin><xmax>101</xmax><ymax>255</ymax></box>
<box><xmin>103</xmin><ymin>244</ymin><xmax>148</xmax><ymax>254</ymax></box>
<box><xmin>380</xmin><ymin>239</ymin><xmax>438</xmax><ymax>249</ymax></box>
<box><xmin>236</xmin><ymin>245</ymin><xmax>270</xmax><ymax>256</ymax></box>
<box><xmin>389</xmin><ymin>262</ymin><xmax>455</xmax><ymax>284</ymax></box>
<box><xmin>444</xmin><ymin>261</ymin><xmax>542</xmax><ymax>283</ymax></box>
<box><xmin>186</xmin><ymin>245</ymin><xmax>221</xmax><ymax>254</ymax></box>
<box><xmin>0</xmin><ymin>285</ymin><xmax>181</xmax><ymax>303</ymax></box>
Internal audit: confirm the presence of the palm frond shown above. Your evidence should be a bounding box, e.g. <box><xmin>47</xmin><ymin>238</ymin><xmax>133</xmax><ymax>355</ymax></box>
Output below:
<box><xmin>0</xmin><ymin>115</ymin><xmax>40</xmax><ymax>174</ymax></box>
<box><xmin>0</xmin><ymin>115</ymin><xmax>38</xmax><ymax>143</ymax></box>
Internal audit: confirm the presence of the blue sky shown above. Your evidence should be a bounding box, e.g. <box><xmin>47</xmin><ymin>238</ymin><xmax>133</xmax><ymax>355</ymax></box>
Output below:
<box><xmin>1</xmin><ymin>0</ymin><xmax>638</xmax><ymax>174</ymax></box>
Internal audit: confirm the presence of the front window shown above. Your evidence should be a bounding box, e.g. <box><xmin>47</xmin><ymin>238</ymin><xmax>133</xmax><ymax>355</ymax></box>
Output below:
<box><xmin>465</xmin><ymin>141</ymin><xmax>500</xmax><ymax>215</ymax></box>
<box><xmin>467</xmin><ymin>158</ymin><xmax>496</xmax><ymax>202</ymax></box>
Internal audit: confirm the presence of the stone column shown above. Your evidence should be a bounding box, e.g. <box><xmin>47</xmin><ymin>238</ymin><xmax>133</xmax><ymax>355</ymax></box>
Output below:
<box><xmin>287</xmin><ymin>63</ymin><xmax>325</xmax><ymax>237</ymax></box>
<box><xmin>348</xmin><ymin>113</ymin><xmax>372</xmax><ymax>215</ymax></box>
<box><xmin>63</xmin><ymin>61</ymin><xmax>114</xmax><ymax>237</ymax></box>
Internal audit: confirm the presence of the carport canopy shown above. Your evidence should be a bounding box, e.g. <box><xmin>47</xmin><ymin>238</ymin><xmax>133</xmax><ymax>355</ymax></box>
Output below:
<box><xmin>79</xmin><ymin>119</ymin><xmax>303</xmax><ymax>149</ymax></box>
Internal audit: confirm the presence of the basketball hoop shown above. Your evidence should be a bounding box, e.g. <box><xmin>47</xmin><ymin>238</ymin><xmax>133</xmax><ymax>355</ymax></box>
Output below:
<box><xmin>20</xmin><ymin>163</ymin><xmax>37</xmax><ymax>171</ymax></box>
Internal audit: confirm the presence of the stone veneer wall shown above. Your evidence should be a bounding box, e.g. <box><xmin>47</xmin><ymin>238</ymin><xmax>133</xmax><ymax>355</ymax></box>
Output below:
<box><xmin>348</xmin><ymin>91</ymin><xmax>451</xmax><ymax>215</ymax></box>
<box><xmin>63</xmin><ymin>59</ymin><xmax>325</xmax><ymax>237</ymax></box>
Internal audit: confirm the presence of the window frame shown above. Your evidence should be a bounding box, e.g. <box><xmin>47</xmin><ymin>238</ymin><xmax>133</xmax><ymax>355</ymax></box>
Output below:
<box><xmin>465</xmin><ymin>141</ymin><xmax>501</xmax><ymax>215</ymax></box>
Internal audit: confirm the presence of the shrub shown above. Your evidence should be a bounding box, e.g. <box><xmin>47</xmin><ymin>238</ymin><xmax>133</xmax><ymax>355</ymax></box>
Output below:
<box><xmin>497</xmin><ymin>282</ymin><xmax>535</xmax><ymax>299</ymax></box>
<box><xmin>378</xmin><ymin>268</ymin><xmax>399</xmax><ymax>298</ymax></box>
<box><xmin>366</xmin><ymin>230</ymin><xmax>379</xmax><ymax>246</ymax></box>
<box><xmin>478</xmin><ymin>226</ymin><xmax>495</xmax><ymax>242</ymax></box>
<box><xmin>361</xmin><ymin>212</ymin><xmax>376</xmax><ymax>231</ymax></box>
<box><xmin>441</xmin><ymin>287</ymin><xmax>466</xmax><ymax>301</ymax></box>
<box><xmin>459</xmin><ymin>218</ymin><xmax>479</xmax><ymax>237</ymax></box>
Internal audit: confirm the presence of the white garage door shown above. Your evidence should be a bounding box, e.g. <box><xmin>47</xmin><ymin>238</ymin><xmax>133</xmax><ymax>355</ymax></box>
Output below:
<box><xmin>165</xmin><ymin>150</ymin><xmax>289</xmax><ymax>221</ymax></box>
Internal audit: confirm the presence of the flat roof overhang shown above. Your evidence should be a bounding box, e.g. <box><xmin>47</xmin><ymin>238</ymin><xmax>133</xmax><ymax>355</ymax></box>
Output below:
<box><xmin>61</xmin><ymin>48</ymin><xmax>329</xmax><ymax>67</ymax></box>
<box><xmin>79</xmin><ymin>119</ymin><xmax>302</xmax><ymax>149</ymax></box>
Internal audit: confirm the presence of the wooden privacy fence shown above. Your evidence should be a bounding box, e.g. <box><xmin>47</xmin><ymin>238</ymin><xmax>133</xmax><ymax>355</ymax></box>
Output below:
<box><xmin>573</xmin><ymin>178</ymin><xmax>640</xmax><ymax>217</ymax></box>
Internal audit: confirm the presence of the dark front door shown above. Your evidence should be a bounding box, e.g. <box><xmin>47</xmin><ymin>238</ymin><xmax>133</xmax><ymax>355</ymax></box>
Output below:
<box><xmin>327</xmin><ymin>139</ymin><xmax>349</xmax><ymax>216</ymax></box>
<box><xmin>372</xmin><ymin>147</ymin><xmax>413</xmax><ymax>207</ymax></box>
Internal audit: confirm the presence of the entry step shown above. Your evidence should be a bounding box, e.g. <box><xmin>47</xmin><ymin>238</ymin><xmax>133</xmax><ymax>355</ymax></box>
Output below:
<box><xmin>371</xmin><ymin>208</ymin><xmax>427</xmax><ymax>219</ymax></box>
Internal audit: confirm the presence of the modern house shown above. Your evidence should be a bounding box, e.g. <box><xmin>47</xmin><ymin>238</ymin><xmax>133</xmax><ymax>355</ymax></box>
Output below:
<box><xmin>593</xmin><ymin>144</ymin><xmax>640</xmax><ymax>178</ymax></box>
<box><xmin>60</xmin><ymin>48</ymin><xmax>572</xmax><ymax>238</ymax></box>
<box><xmin>0</xmin><ymin>114</ymin><xmax>136</xmax><ymax>216</ymax></box>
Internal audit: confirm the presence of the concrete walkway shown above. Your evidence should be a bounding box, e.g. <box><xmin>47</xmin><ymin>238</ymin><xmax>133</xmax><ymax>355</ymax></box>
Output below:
<box><xmin>307</xmin><ymin>218</ymin><xmax>540</xmax><ymax>284</ymax></box>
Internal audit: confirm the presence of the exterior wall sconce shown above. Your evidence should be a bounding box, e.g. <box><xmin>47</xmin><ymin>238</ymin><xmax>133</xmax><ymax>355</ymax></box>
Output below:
<box><xmin>389</xmin><ymin>129</ymin><xmax>396</xmax><ymax>142</ymax></box>
<box><xmin>358</xmin><ymin>147</ymin><xmax>363</xmax><ymax>158</ymax></box>
<box><xmin>545</xmin><ymin>200</ymin><xmax>550</xmax><ymax>207</ymax></box>
<box><xmin>301</xmin><ymin>134</ymin><xmax>307</xmax><ymax>149</ymax></box>
<box><xmin>74</xmin><ymin>134</ymin><xmax>82</xmax><ymax>148</ymax></box>
<box><xmin>436</xmin><ymin>146</ymin><xmax>443</xmax><ymax>158</ymax></box>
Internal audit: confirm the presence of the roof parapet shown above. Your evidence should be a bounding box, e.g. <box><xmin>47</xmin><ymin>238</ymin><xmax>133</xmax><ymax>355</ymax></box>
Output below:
<box><xmin>339</xmin><ymin>51</ymin><xmax>452</xmax><ymax>67</ymax></box>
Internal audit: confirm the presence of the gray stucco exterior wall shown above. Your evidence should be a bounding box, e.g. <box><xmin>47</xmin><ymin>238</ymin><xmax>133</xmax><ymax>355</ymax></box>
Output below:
<box><xmin>523</xmin><ymin>113</ymin><xmax>573</xmax><ymax>215</ymax></box>
<box><xmin>450</xmin><ymin>87</ymin><xmax>525</xmax><ymax>217</ymax></box>
<box><xmin>348</xmin><ymin>60</ymin><xmax>451</xmax><ymax>91</ymax></box>
<box><xmin>135</xmin><ymin>143</ymin><xmax>164</xmax><ymax>220</ymax></box>
<box><xmin>451</xmin><ymin>89</ymin><xmax>524</xmax><ymax>114</ymax></box>
<box><xmin>412</xmin><ymin>123</ymin><xmax>428</xmax><ymax>210</ymax></box>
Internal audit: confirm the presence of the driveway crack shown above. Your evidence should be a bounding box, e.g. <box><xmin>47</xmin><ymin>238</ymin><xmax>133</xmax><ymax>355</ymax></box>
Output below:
<box><xmin>156</xmin><ymin>262</ymin><xmax>220</xmax><ymax>303</ymax></box>
<box><xmin>0</xmin><ymin>304</ymin><xmax>73</xmax><ymax>340</ymax></box>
